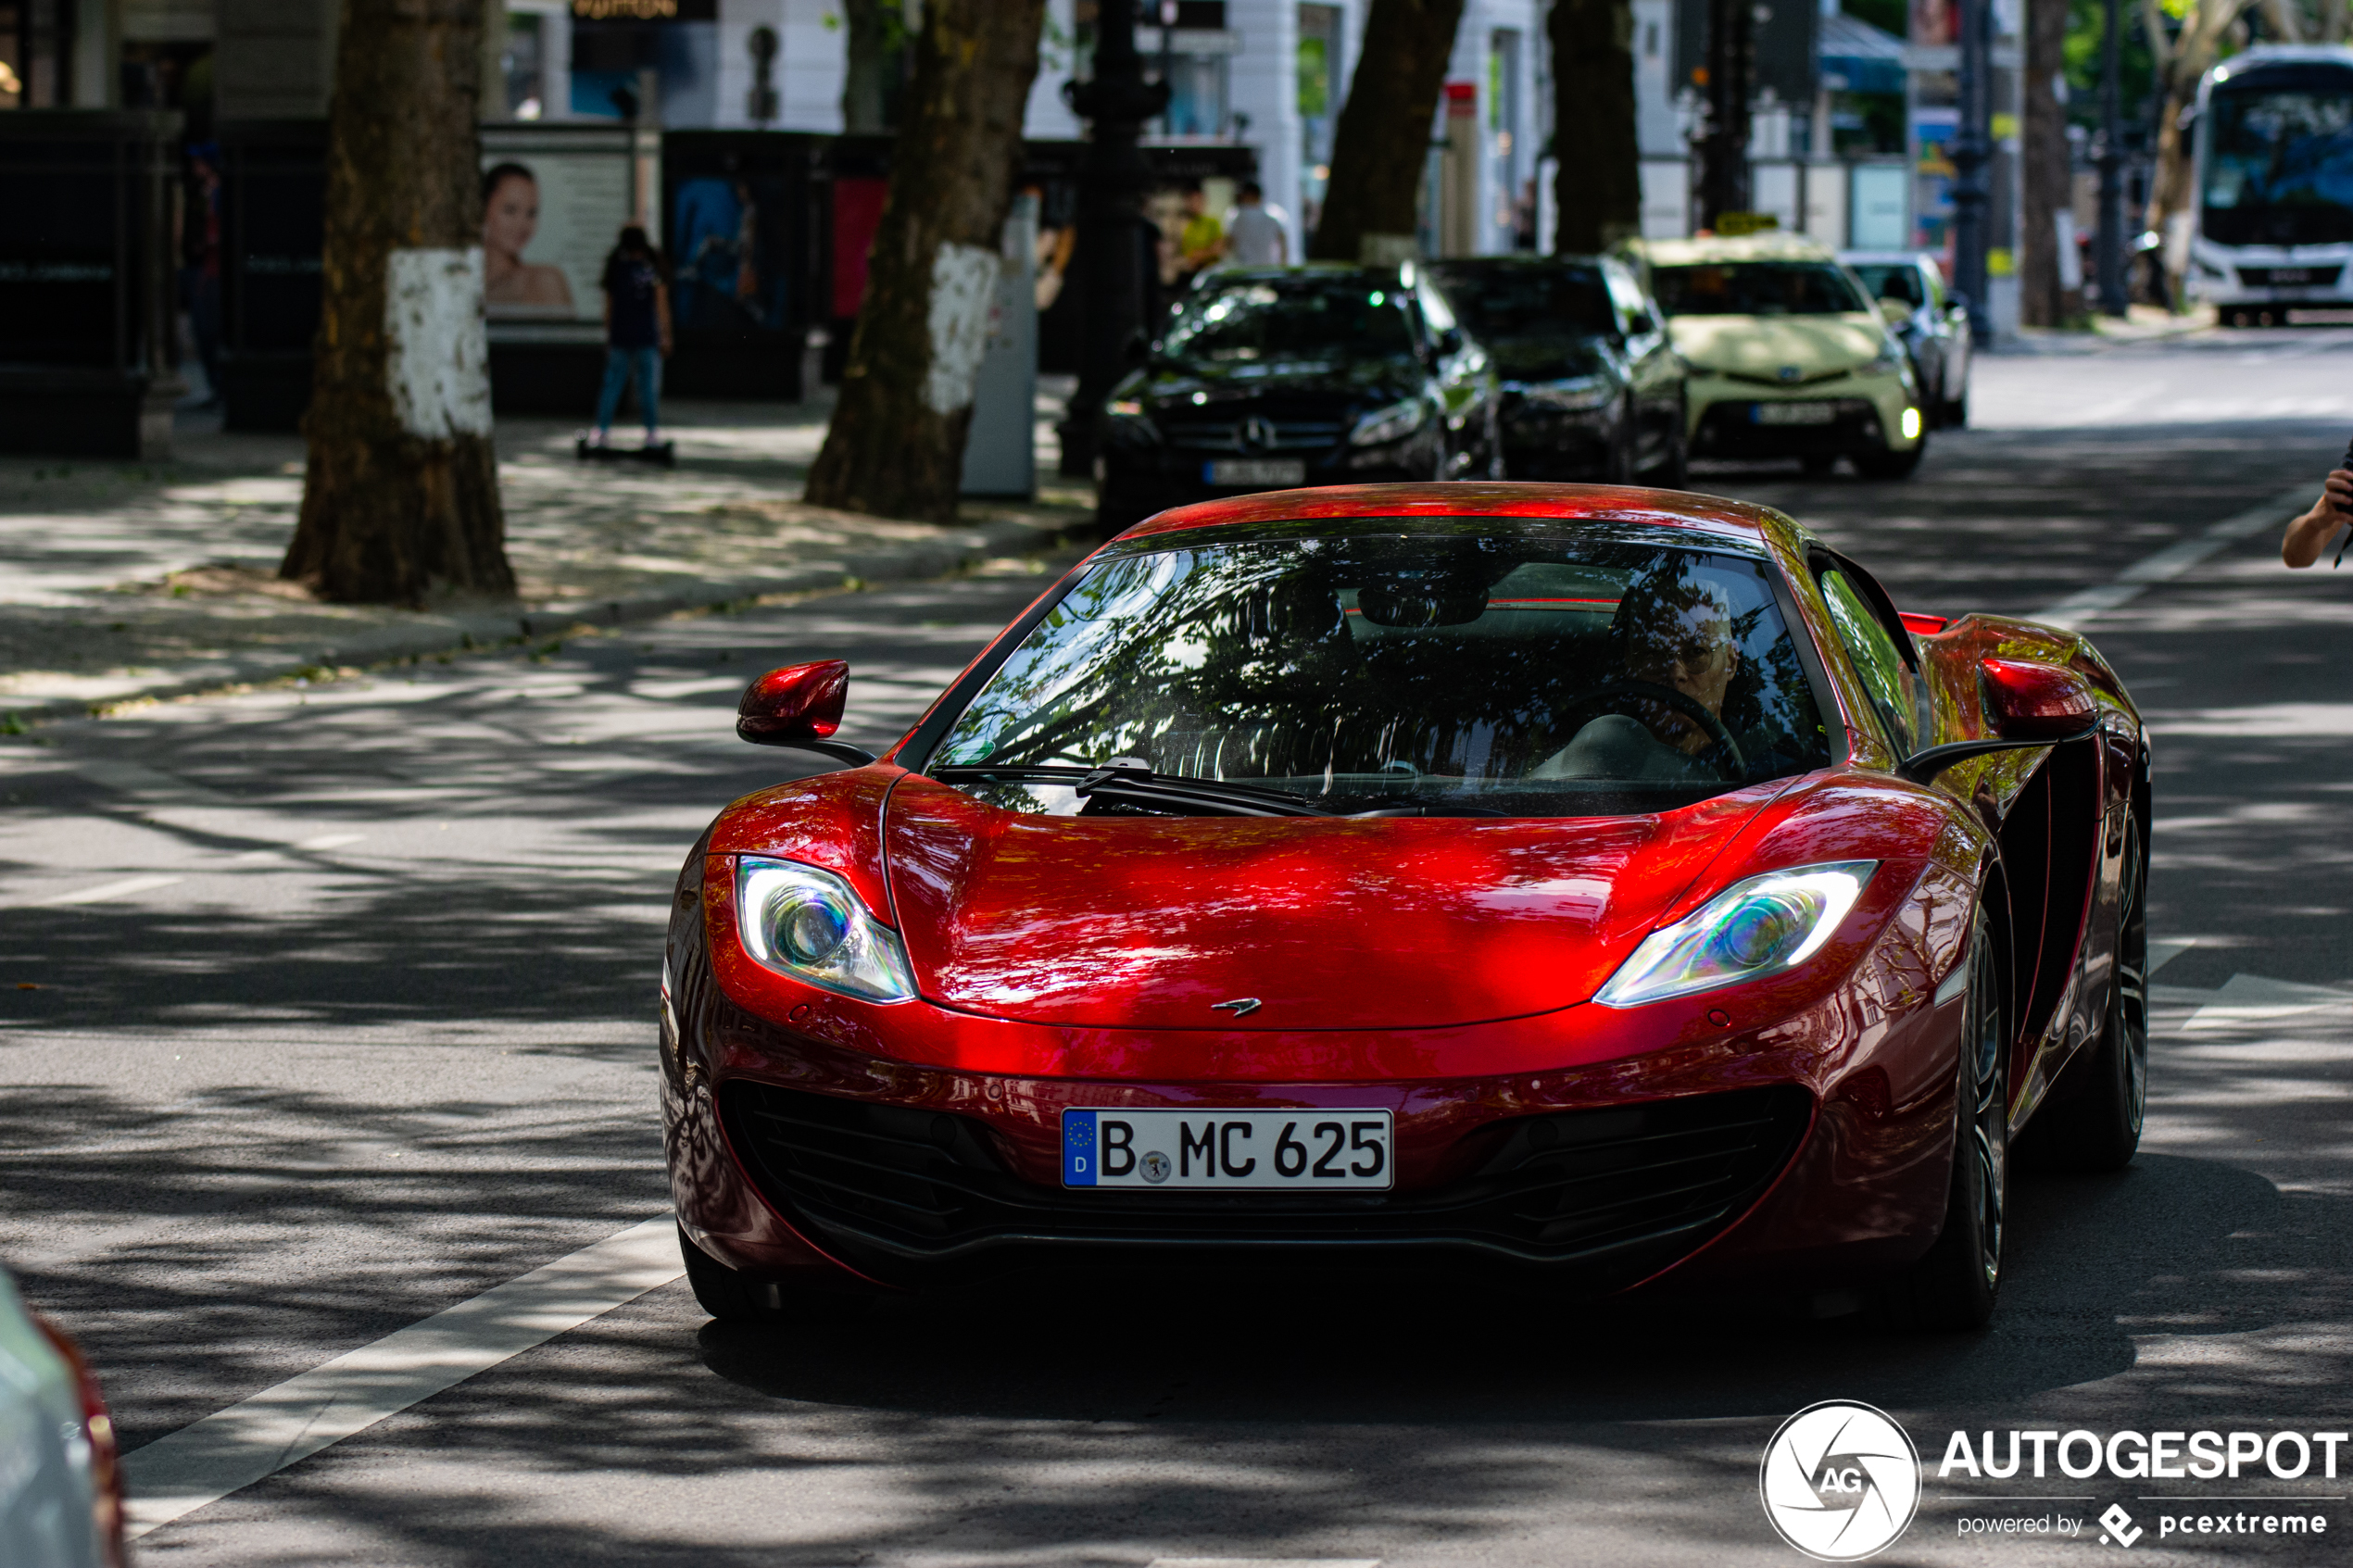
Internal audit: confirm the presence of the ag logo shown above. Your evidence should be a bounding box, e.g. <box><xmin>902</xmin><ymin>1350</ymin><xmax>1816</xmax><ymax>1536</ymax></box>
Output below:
<box><xmin>1758</xmin><ymin>1400</ymin><xmax>1920</xmax><ymax>1561</ymax></box>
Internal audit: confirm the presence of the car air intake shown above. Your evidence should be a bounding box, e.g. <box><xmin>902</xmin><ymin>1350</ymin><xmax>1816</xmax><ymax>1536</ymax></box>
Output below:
<box><xmin>718</xmin><ymin>1079</ymin><xmax>1811</xmax><ymax>1282</ymax></box>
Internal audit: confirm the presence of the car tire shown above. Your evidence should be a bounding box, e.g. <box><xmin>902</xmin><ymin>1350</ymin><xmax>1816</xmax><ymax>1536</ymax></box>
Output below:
<box><xmin>2024</xmin><ymin>816</ymin><xmax>2148</xmax><ymax>1172</ymax></box>
<box><xmin>1886</xmin><ymin>911</ymin><xmax>2007</xmax><ymax>1331</ymax></box>
<box><xmin>1800</xmin><ymin>454</ymin><xmax>1839</xmax><ymax>477</ymax></box>
<box><xmin>1605</xmin><ymin>405</ymin><xmax>1638</xmax><ymax>483</ymax></box>
<box><xmin>1940</xmin><ymin>389</ymin><xmax>1969</xmax><ymax>428</ymax></box>
<box><xmin>1853</xmin><ymin>436</ymin><xmax>1926</xmax><ymax>480</ymax></box>
<box><xmin>677</xmin><ymin>1223</ymin><xmax>874</xmax><ymax>1323</ymax></box>
<box><xmin>1639</xmin><ymin>410</ymin><xmax>1690</xmax><ymax>489</ymax></box>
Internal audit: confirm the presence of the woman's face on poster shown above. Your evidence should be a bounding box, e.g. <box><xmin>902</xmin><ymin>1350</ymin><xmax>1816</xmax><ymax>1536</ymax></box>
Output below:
<box><xmin>484</xmin><ymin>172</ymin><xmax>540</xmax><ymax>257</ymax></box>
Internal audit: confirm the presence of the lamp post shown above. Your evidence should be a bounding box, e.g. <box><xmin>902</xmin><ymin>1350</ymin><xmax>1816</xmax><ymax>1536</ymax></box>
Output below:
<box><xmin>1697</xmin><ymin>0</ymin><xmax>1755</xmax><ymax>225</ymax></box>
<box><xmin>2095</xmin><ymin>0</ymin><xmax>2130</xmax><ymax>313</ymax></box>
<box><xmin>1057</xmin><ymin>0</ymin><xmax>1171</xmax><ymax>477</ymax></box>
<box><xmin>1950</xmin><ymin>0</ymin><xmax>1993</xmax><ymax>340</ymax></box>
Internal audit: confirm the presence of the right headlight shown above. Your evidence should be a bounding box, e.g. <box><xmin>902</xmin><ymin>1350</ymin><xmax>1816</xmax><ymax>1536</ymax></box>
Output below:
<box><xmin>1350</xmin><ymin>398</ymin><xmax>1428</xmax><ymax>446</ymax></box>
<box><xmin>735</xmin><ymin>857</ymin><xmax>917</xmax><ymax>1004</ymax></box>
<box><xmin>1594</xmin><ymin>861</ymin><xmax>1877</xmax><ymax>1008</ymax></box>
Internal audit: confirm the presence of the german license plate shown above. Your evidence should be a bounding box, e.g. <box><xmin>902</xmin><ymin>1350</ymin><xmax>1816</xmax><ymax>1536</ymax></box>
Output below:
<box><xmin>2270</xmin><ymin>269</ymin><xmax>2316</xmax><ymax>284</ymax></box>
<box><xmin>1062</xmin><ymin>1107</ymin><xmax>1392</xmax><ymax>1190</ymax></box>
<box><xmin>1206</xmin><ymin>458</ymin><xmax>1307</xmax><ymax>486</ymax></box>
<box><xmin>1754</xmin><ymin>401</ymin><xmax>1838</xmax><ymax>425</ymax></box>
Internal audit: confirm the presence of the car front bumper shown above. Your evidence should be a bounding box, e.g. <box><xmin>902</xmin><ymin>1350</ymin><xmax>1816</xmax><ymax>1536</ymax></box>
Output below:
<box><xmin>1684</xmin><ymin>370</ymin><xmax>1918</xmax><ymax>459</ymax></box>
<box><xmin>662</xmin><ymin>855</ymin><xmax>1965</xmax><ymax>1298</ymax></box>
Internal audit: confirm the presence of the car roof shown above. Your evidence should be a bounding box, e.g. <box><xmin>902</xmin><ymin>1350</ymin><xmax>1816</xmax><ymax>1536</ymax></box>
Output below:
<box><xmin>1428</xmin><ymin>255</ymin><xmax>1617</xmax><ymax>270</ymax></box>
<box><xmin>1838</xmin><ymin>250</ymin><xmax>1931</xmax><ymax>265</ymax></box>
<box><xmin>1114</xmin><ymin>483</ymin><xmax>1792</xmax><ymax>556</ymax></box>
<box><xmin>1642</xmin><ymin>234</ymin><xmax>1839</xmax><ymax>265</ymax></box>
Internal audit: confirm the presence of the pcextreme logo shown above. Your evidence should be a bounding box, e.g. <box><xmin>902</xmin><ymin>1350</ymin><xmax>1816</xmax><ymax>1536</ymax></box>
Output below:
<box><xmin>1760</xmin><ymin>1400</ymin><xmax>1923</xmax><ymax>1562</ymax></box>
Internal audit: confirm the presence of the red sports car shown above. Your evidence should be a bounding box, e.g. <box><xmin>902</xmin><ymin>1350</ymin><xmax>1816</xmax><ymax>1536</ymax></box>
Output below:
<box><xmin>662</xmin><ymin>483</ymin><xmax>2148</xmax><ymax>1329</ymax></box>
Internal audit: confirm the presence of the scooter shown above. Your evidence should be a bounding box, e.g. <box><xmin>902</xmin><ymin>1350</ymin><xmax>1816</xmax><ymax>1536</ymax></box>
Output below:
<box><xmin>576</xmin><ymin>434</ymin><xmax>675</xmax><ymax>468</ymax></box>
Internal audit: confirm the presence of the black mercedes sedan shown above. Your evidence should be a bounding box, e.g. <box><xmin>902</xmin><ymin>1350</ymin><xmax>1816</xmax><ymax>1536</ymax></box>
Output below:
<box><xmin>1429</xmin><ymin>255</ymin><xmax>1688</xmax><ymax>485</ymax></box>
<box><xmin>1095</xmin><ymin>264</ymin><xmax>1504</xmax><ymax>531</ymax></box>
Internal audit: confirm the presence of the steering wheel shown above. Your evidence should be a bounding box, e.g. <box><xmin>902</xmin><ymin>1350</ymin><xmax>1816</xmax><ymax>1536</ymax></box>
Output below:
<box><xmin>1546</xmin><ymin>679</ymin><xmax>1747</xmax><ymax>781</ymax></box>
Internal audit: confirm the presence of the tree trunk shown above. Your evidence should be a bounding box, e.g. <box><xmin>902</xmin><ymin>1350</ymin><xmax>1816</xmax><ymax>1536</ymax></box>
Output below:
<box><xmin>803</xmin><ymin>0</ymin><xmax>1045</xmax><ymax>524</ymax></box>
<box><xmin>1307</xmin><ymin>0</ymin><xmax>1467</xmax><ymax>262</ymax></box>
<box><xmin>1550</xmin><ymin>0</ymin><xmax>1642</xmax><ymax>253</ymax></box>
<box><xmin>282</xmin><ymin>0</ymin><xmax>511</xmax><ymax>606</ymax></box>
<box><xmin>2020</xmin><ymin>0</ymin><xmax>2073</xmax><ymax>325</ymax></box>
<box><xmin>840</xmin><ymin>0</ymin><xmax>899</xmax><ymax>134</ymax></box>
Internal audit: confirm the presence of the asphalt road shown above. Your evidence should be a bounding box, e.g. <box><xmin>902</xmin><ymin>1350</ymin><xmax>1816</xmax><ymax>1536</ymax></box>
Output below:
<box><xmin>6</xmin><ymin>328</ymin><xmax>2353</xmax><ymax>1566</ymax></box>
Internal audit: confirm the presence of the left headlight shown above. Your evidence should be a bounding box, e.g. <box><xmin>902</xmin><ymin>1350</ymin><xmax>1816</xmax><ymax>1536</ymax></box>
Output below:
<box><xmin>734</xmin><ymin>856</ymin><xmax>917</xmax><ymax>1004</ymax></box>
<box><xmin>1350</xmin><ymin>398</ymin><xmax>1428</xmax><ymax>446</ymax></box>
<box><xmin>1522</xmin><ymin>375</ymin><xmax>1617</xmax><ymax>411</ymax></box>
<box><xmin>1594</xmin><ymin>861</ymin><xmax>1877</xmax><ymax>1008</ymax></box>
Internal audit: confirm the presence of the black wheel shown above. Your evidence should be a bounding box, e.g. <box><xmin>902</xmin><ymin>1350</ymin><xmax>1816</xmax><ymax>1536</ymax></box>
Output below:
<box><xmin>1940</xmin><ymin>389</ymin><xmax>1969</xmax><ymax>428</ymax></box>
<box><xmin>1887</xmin><ymin>911</ymin><xmax>2007</xmax><ymax>1330</ymax></box>
<box><xmin>678</xmin><ymin>1223</ymin><xmax>877</xmax><ymax>1323</ymax></box>
<box><xmin>1604</xmin><ymin>402</ymin><xmax>1637</xmax><ymax>483</ymax></box>
<box><xmin>1800</xmin><ymin>454</ymin><xmax>1839</xmax><ymax>477</ymax></box>
<box><xmin>2026</xmin><ymin>817</ymin><xmax>2148</xmax><ymax>1170</ymax></box>
<box><xmin>680</xmin><ymin>1223</ymin><xmax>776</xmax><ymax>1322</ymax></box>
<box><xmin>1639</xmin><ymin>403</ymin><xmax>1690</xmax><ymax>488</ymax></box>
<box><xmin>1854</xmin><ymin>436</ymin><xmax>1926</xmax><ymax>480</ymax></box>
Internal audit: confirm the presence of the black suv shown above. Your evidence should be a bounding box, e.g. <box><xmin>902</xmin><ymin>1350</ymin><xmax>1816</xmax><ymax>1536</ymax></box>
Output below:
<box><xmin>1096</xmin><ymin>264</ymin><xmax>1504</xmax><ymax>531</ymax></box>
<box><xmin>1429</xmin><ymin>256</ymin><xmax>1688</xmax><ymax>485</ymax></box>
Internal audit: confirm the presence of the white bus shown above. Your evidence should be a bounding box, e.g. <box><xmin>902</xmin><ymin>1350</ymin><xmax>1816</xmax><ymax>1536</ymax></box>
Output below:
<box><xmin>2187</xmin><ymin>44</ymin><xmax>2353</xmax><ymax>324</ymax></box>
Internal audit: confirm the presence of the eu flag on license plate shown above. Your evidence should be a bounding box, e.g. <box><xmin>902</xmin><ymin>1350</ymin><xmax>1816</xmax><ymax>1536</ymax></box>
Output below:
<box><xmin>1063</xmin><ymin>1110</ymin><xmax>1098</xmax><ymax>1185</ymax></box>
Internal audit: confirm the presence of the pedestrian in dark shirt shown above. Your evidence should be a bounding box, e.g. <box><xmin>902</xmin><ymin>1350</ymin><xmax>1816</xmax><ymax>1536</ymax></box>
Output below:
<box><xmin>589</xmin><ymin>226</ymin><xmax>672</xmax><ymax>448</ymax></box>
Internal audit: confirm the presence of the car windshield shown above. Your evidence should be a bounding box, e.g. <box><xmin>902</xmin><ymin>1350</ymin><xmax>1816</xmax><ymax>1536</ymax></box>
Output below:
<box><xmin>1652</xmin><ymin>261</ymin><xmax>1872</xmax><ymax>316</ymax></box>
<box><xmin>2201</xmin><ymin>84</ymin><xmax>2353</xmax><ymax>246</ymax></box>
<box><xmin>1161</xmin><ymin>278</ymin><xmax>1417</xmax><ymax>365</ymax></box>
<box><xmin>928</xmin><ymin>521</ymin><xmax>1834</xmax><ymax>819</ymax></box>
<box><xmin>1847</xmin><ymin>262</ymin><xmax>1925</xmax><ymax>307</ymax></box>
<box><xmin>1434</xmin><ymin>266</ymin><xmax>1616</xmax><ymax>340</ymax></box>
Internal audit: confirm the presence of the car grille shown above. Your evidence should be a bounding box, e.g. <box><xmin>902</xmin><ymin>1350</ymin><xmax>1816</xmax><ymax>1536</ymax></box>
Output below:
<box><xmin>2235</xmin><ymin>265</ymin><xmax>2343</xmax><ymax>288</ymax></box>
<box><xmin>1158</xmin><ymin>417</ymin><xmax>1347</xmax><ymax>452</ymax></box>
<box><xmin>718</xmin><ymin>1079</ymin><xmax>1812</xmax><ymax>1279</ymax></box>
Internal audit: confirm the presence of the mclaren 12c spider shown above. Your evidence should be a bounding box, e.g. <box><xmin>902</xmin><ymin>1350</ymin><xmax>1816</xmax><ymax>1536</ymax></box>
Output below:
<box><xmin>662</xmin><ymin>483</ymin><xmax>2149</xmax><ymax>1330</ymax></box>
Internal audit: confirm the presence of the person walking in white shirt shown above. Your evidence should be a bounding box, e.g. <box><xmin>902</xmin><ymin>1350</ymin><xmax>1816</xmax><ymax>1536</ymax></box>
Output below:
<box><xmin>1225</xmin><ymin>182</ymin><xmax>1289</xmax><ymax>267</ymax></box>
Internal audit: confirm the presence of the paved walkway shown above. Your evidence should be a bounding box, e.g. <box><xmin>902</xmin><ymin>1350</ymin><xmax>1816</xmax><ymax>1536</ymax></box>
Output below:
<box><xmin>0</xmin><ymin>384</ymin><xmax>1093</xmax><ymax>720</ymax></box>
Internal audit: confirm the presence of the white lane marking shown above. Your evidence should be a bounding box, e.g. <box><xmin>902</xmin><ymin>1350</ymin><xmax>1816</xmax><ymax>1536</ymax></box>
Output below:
<box><xmin>2033</xmin><ymin>483</ymin><xmax>2315</xmax><ymax>630</ymax></box>
<box><xmin>2148</xmin><ymin>937</ymin><xmax>2195</xmax><ymax>977</ymax></box>
<box><xmin>294</xmin><ymin>833</ymin><xmax>369</xmax><ymax>850</ymax></box>
<box><xmin>40</xmin><ymin>873</ymin><xmax>185</xmax><ymax>906</ymax></box>
<box><xmin>1150</xmin><ymin>1562</ymin><xmax>1383</xmax><ymax>1567</ymax></box>
<box><xmin>120</xmin><ymin>1215</ymin><xmax>684</xmax><ymax>1539</ymax></box>
<box><xmin>2183</xmin><ymin>972</ymin><xmax>2353</xmax><ymax>1033</ymax></box>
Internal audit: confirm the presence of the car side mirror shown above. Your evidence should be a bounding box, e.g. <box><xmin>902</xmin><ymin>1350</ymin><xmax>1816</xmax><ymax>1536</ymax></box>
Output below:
<box><xmin>1897</xmin><ymin>657</ymin><xmax>2099</xmax><ymax>784</ymax></box>
<box><xmin>1980</xmin><ymin>656</ymin><xmax>2097</xmax><ymax>740</ymax></box>
<box><xmin>736</xmin><ymin>660</ymin><xmax>877</xmax><ymax>766</ymax></box>
<box><xmin>1878</xmin><ymin>297</ymin><xmax>1914</xmax><ymax>327</ymax></box>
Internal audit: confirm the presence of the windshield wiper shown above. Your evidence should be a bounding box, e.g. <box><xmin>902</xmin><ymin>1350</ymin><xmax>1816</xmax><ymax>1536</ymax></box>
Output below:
<box><xmin>934</xmin><ymin>759</ymin><xmax>1336</xmax><ymax>818</ymax></box>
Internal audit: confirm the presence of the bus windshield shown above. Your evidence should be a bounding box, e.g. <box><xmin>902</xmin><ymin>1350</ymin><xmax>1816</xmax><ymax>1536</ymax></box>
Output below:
<box><xmin>2203</xmin><ymin>81</ymin><xmax>2353</xmax><ymax>246</ymax></box>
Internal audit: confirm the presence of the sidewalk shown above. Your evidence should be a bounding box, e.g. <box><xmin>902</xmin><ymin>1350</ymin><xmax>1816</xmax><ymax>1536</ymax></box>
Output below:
<box><xmin>1999</xmin><ymin>304</ymin><xmax>2221</xmax><ymax>356</ymax></box>
<box><xmin>0</xmin><ymin>383</ymin><xmax>1095</xmax><ymax>722</ymax></box>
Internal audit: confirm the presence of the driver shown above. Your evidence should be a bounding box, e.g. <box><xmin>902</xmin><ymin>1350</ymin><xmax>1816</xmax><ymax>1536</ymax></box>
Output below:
<box><xmin>1535</xmin><ymin>566</ymin><xmax>1743</xmax><ymax>780</ymax></box>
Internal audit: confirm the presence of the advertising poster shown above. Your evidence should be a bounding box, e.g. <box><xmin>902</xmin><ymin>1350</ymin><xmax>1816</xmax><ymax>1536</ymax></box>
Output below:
<box><xmin>479</xmin><ymin>140</ymin><xmax>633</xmax><ymax>327</ymax></box>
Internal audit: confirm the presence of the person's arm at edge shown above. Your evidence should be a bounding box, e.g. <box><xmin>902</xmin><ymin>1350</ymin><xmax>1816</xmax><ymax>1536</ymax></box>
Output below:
<box><xmin>2283</xmin><ymin>468</ymin><xmax>2353</xmax><ymax>567</ymax></box>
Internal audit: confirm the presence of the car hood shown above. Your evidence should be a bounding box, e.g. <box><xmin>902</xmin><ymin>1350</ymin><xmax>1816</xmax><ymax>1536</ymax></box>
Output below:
<box><xmin>1667</xmin><ymin>313</ymin><xmax>1885</xmax><ymax>378</ymax></box>
<box><xmin>1137</xmin><ymin>355</ymin><xmax>1427</xmax><ymax>412</ymax></box>
<box><xmin>1490</xmin><ymin>333</ymin><xmax>1620</xmax><ymax>385</ymax></box>
<box><xmin>881</xmin><ymin>774</ymin><xmax>1783</xmax><ymax>1031</ymax></box>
